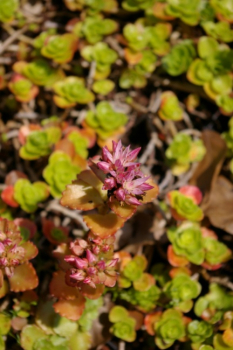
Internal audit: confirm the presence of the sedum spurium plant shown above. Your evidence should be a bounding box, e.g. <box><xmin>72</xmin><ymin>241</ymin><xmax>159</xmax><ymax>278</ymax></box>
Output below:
<box><xmin>0</xmin><ymin>0</ymin><xmax>19</xmax><ymax>23</ymax></box>
<box><xmin>165</xmin><ymin>132</ymin><xmax>206</xmax><ymax>175</ymax></box>
<box><xmin>109</xmin><ymin>306</ymin><xmax>137</xmax><ymax>342</ymax></box>
<box><xmin>158</xmin><ymin>91</ymin><xmax>184</xmax><ymax>121</ymax></box>
<box><xmin>0</xmin><ymin>219</ymin><xmax>38</xmax><ymax>299</ymax></box>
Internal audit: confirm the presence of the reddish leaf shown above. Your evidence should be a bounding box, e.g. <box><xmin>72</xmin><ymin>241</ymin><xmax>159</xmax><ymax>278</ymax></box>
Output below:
<box><xmin>42</xmin><ymin>218</ymin><xmax>69</xmax><ymax>245</ymax></box>
<box><xmin>14</xmin><ymin>218</ymin><xmax>37</xmax><ymax>239</ymax></box>
<box><xmin>55</xmin><ymin>139</ymin><xmax>76</xmax><ymax>159</ymax></box>
<box><xmin>8</xmin><ymin>262</ymin><xmax>38</xmax><ymax>292</ymax></box>
<box><xmin>18</xmin><ymin>124</ymin><xmax>41</xmax><ymax>145</ymax></box>
<box><xmin>167</xmin><ymin>245</ymin><xmax>189</xmax><ymax>267</ymax></box>
<box><xmin>1</xmin><ymin>186</ymin><xmax>19</xmax><ymax>207</ymax></box>
<box><xmin>80</xmin><ymin>283</ymin><xmax>105</xmax><ymax>299</ymax></box>
<box><xmin>83</xmin><ymin>213</ymin><xmax>125</xmax><ymax>238</ymax></box>
<box><xmin>5</xmin><ymin>170</ymin><xmax>28</xmax><ymax>186</ymax></box>
<box><xmin>53</xmin><ymin>296</ymin><xmax>85</xmax><ymax>321</ymax></box>
<box><xmin>144</xmin><ymin>311</ymin><xmax>162</xmax><ymax>336</ymax></box>
<box><xmin>179</xmin><ymin>186</ymin><xmax>202</xmax><ymax>205</ymax></box>
<box><xmin>128</xmin><ymin>311</ymin><xmax>144</xmax><ymax>330</ymax></box>
<box><xmin>50</xmin><ymin>270</ymin><xmax>81</xmax><ymax>300</ymax></box>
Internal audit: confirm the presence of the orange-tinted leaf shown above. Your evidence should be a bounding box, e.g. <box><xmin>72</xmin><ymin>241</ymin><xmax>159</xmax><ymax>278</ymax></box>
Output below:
<box><xmin>144</xmin><ymin>311</ymin><xmax>162</xmax><ymax>335</ymax></box>
<box><xmin>60</xmin><ymin>179</ymin><xmax>104</xmax><ymax>211</ymax></box>
<box><xmin>20</xmin><ymin>241</ymin><xmax>38</xmax><ymax>261</ymax></box>
<box><xmin>83</xmin><ymin>213</ymin><xmax>125</xmax><ymax>238</ymax></box>
<box><xmin>9</xmin><ymin>262</ymin><xmax>38</xmax><ymax>292</ymax></box>
<box><xmin>53</xmin><ymin>296</ymin><xmax>85</xmax><ymax>321</ymax></box>
<box><xmin>52</xmin><ymin>243</ymin><xmax>71</xmax><ymax>271</ymax></box>
<box><xmin>14</xmin><ymin>218</ymin><xmax>37</xmax><ymax>239</ymax></box>
<box><xmin>80</xmin><ymin>283</ymin><xmax>105</xmax><ymax>299</ymax></box>
<box><xmin>1</xmin><ymin>186</ymin><xmax>19</xmax><ymax>207</ymax></box>
<box><xmin>55</xmin><ymin>139</ymin><xmax>76</xmax><ymax>159</ymax></box>
<box><xmin>133</xmin><ymin>273</ymin><xmax>155</xmax><ymax>292</ymax></box>
<box><xmin>0</xmin><ymin>272</ymin><xmax>9</xmax><ymax>298</ymax></box>
<box><xmin>167</xmin><ymin>245</ymin><xmax>189</xmax><ymax>267</ymax></box>
<box><xmin>142</xmin><ymin>178</ymin><xmax>159</xmax><ymax>204</ymax></box>
<box><xmin>109</xmin><ymin>198</ymin><xmax>136</xmax><ymax>220</ymax></box>
<box><xmin>50</xmin><ymin>270</ymin><xmax>81</xmax><ymax>300</ymax></box>
<box><xmin>128</xmin><ymin>311</ymin><xmax>144</xmax><ymax>330</ymax></box>
<box><xmin>169</xmin><ymin>267</ymin><xmax>191</xmax><ymax>279</ymax></box>
<box><xmin>223</xmin><ymin>329</ymin><xmax>233</xmax><ymax>347</ymax></box>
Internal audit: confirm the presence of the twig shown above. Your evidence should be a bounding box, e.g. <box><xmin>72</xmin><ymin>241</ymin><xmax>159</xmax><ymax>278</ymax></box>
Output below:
<box><xmin>87</xmin><ymin>60</ymin><xmax>96</xmax><ymax>89</ymax></box>
<box><xmin>0</xmin><ymin>25</ymin><xmax>29</xmax><ymax>54</ymax></box>
<box><xmin>44</xmin><ymin>199</ymin><xmax>88</xmax><ymax>230</ymax></box>
<box><xmin>118</xmin><ymin>341</ymin><xmax>125</xmax><ymax>350</ymax></box>
<box><xmin>139</xmin><ymin>132</ymin><xmax>157</xmax><ymax>164</ymax></box>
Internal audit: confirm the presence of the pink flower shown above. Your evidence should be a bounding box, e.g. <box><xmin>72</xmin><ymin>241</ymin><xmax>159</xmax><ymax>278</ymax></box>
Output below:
<box><xmin>97</xmin><ymin>140</ymin><xmax>154</xmax><ymax>206</ymax></box>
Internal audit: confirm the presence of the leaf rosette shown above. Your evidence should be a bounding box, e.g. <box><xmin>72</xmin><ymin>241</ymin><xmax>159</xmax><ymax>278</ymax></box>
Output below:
<box><xmin>41</xmin><ymin>33</ymin><xmax>78</xmax><ymax>64</ymax></box>
<box><xmin>53</xmin><ymin>77</ymin><xmax>94</xmax><ymax>108</ymax></box>
<box><xmin>0</xmin><ymin>0</ymin><xmax>19</xmax><ymax>22</ymax></box>
<box><xmin>109</xmin><ymin>306</ymin><xmax>137</xmax><ymax>342</ymax></box>
<box><xmin>165</xmin><ymin>0</ymin><xmax>202</xmax><ymax>25</ymax></box>
<box><xmin>8</xmin><ymin>74</ymin><xmax>39</xmax><ymax>103</ymax></box>
<box><xmin>158</xmin><ymin>91</ymin><xmax>183</xmax><ymax>121</ymax></box>
<box><xmin>43</xmin><ymin>151</ymin><xmax>81</xmax><ymax>198</ymax></box>
<box><xmin>187</xmin><ymin>320</ymin><xmax>213</xmax><ymax>344</ymax></box>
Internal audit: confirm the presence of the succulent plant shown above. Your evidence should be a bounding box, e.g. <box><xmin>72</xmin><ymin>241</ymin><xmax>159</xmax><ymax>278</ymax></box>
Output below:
<box><xmin>0</xmin><ymin>219</ymin><xmax>38</xmax><ymax>297</ymax></box>
<box><xmin>167</xmin><ymin>222</ymin><xmax>205</xmax><ymax>265</ymax></box>
<box><xmin>119</xmin><ymin>284</ymin><xmax>161</xmax><ymax>312</ymax></box>
<box><xmin>14</xmin><ymin>179</ymin><xmax>49</xmax><ymax>213</ymax></box>
<box><xmin>66</xmin><ymin>131</ymin><xmax>89</xmax><ymax>159</ymax></box>
<box><xmin>42</xmin><ymin>219</ymin><xmax>70</xmax><ymax>245</ymax></box>
<box><xmin>164</xmin><ymin>272</ymin><xmax>202</xmax><ymax>312</ymax></box>
<box><xmin>53</xmin><ymin>77</ymin><xmax>95</xmax><ymax>108</ymax></box>
<box><xmin>187</xmin><ymin>320</ymin><xmax>213</xmax><ymax>344</ymax></box>
<box><xmin>165</xmin><ymin>133</ymin><xmax>206</xmax><ymax>175</ymax></box>
<box><xmin>8</xmin><ymin>74</ymin><xmax>39</xmax><ymax>103</ymax></box>
<box><xmin>122</xmin><ymin>0</ymin><xmax>155</xmax><ymax>11</ymax></box>
<box><xmin>72</xmin><ymin>16</ymin><xmax>118</xmax><ymax>44</ymax></box>
<box><xmin>33</xmin><ymin>29</ymin><xmax>57</xmax><ymax>50</ymax></box>
<box><xmin>81</xmin><ymin>42</ymin><xmax>118</xmax><ymax>79</ymax></box>
<box><xmin>217</xmin><ymin>95</ymin><xmax>233</xmax><ymax>116</ymax></box>
<box><xmin>162</xmin><ymin>40</ymin><xmax>196</xmax><ymax>76</ymax></box>
<box><xmin>92</xmin><ymin>79</ymin><xmax>115</xmax><ymax>95</ymax></box>
<box><xmin>165</xmin><ymin>0</ymin><xmax>202</xmax><ymax>25</ymax></box>
<box><xmin>210</xmin><ymin>0</ymin><xmax>233</xmax><ymax>23</ymax></box>
<box><xmin>109</xmin><ymin>306</ymin><xmax>137</xmax><ymax>342</ymax></box>
<box><xmin>0</xmin><ymin>0</ymin><xmax>19</xmax><ymax>22</ymax></box>
<box><xmin>63</xmin><ymin>0</ymin><xmax>118</xmax><ymax>12</ymax></box>
<box><xmin>158</xmin><ymin>91</ymin><xmax>183</xmax><ymax>121</ymax></box>
<box><xmin>41</xmin><ymin>33</ymin><xmax>78</xmax><ymax>64</ymax></box>
<box><xmin>195</xmin><ymin>283</ymin><xmax>233</xmax><ymax>324</ymax></box>
<box><xmin>145</xmin><ymin>309</ymin><xmax>187</xmax><ymax>349</ymax></box>
<box><xmin>203</xmin><ymin>234</ymin><xmax>232</xmax><ymax>267</ymax></box>
<box><xmin>84</xmin><ymin>101</ymin><xmax>128</xmax><ymax>143</ymax></box>
<box><xmin>202</xmin><ymin>21</ymin><xmax>233</xmax><ymax>42</ymax></box>
<box><xmin>119</xmin><ymin>68</ymin><xmax>147</xmax><ymax>89</ymax></box>
<box><xmin>167</xmin><ymin>186</ymin><xmax>203</xmax><ymax>221</ymax></box>
<box><xmin>14</xmin><ymin>59</ymin><xmax>65</xmax><ymax>87</ymax></box>
<box><xmin>123</xmin><ymin>23</ymin><xmax>150</xmax><ymax>52</ymax></box>
<box><xmin>43</xmin><ymin>151</ymin><xmax>81</xmax><ymax>198</ymax></box>
<box><xmin>19</xmin><ymin>127</ymin><xmax>61</xmax><ymax>160</ymax></box>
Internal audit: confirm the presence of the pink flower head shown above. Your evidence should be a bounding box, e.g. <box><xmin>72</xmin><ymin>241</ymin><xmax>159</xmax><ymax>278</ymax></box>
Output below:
<box><xmin>97</xmin><ymin>141</ymin><xmax>154</xmax><ymax>206</ymax></box>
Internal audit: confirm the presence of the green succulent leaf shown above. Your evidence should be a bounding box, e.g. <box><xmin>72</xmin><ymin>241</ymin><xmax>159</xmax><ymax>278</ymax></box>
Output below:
<box><xmin>92</xmin><ymin>79</ymin><xmax>115</xmax><ymax>95</ymax></box>
<box><xmin>210</xmin><ymin>0</ymin><xmax>233</xmax><ymax>23</ymax></box>
<box><xmin>217</xmin><ymin>95</ymin><xmax>233</xmax><ymax>115</ymax></box>
<box><xmin>0</xmin><ymin>313</ymin><xmax>11</xmax><ymax>335</ymax></box>
<box><xmin>0</xmin><ymin>0</ymin><xmax>19</xmax><ymax>22</ymax></box>
<box><xmin>14</xmin><ymin>179</ymin><xmax>49</xmax><ymax>213</ymax></box>
<box><xmin>43</xmin><ymin>151</ymin><xmax>81</xmax><ymax>198</ymax></box>
<box><xmin>110</xmin><ymin>316</ymin><xmax>136</xmax><ymax>342</ymax></box>
<box><xmin>79</xmin><ymin>16</ymin><xmax>118</xmax><ymax>44</ymax></box>
<box><xmin>169</xmin><ymin>191</ymin><xmax>203</xmax><ymax>221</ymax></box>
<box><xmin>67</xmin><ymin>132</ymin><xmax>89</xmax><ymax>159</ymax></box>
<box><xmin>162</xmin><ymin>40</ymin><xmax>196</xmax><ymax>76</ymax></box>
<box><xmin>202</xmin><ymin>21</ymin><xmax>233</xmax><ymax>43</ymax></box>
<box><xmin>203</xmin><ymin>237</ymin><xmax>231</xmax><ymax>265</ymax></box>
<box><xmin>167</xmin><ymin>222</ymin><xmax>205</xmax><ymax>265</ymax></box>
<box><xmin>119</xmin><ymin>68</ymin><xmax>147</xmax><ymax>89</ymax></box>
<box><xmin>165</xmin><ymin>0</ymin><xmax>201</xmax><ymax>25</ymax></box>
<box><xmin>187</xmin><ymin>320</ymin><xmax>213</xmax><ymax>343</ymax></box>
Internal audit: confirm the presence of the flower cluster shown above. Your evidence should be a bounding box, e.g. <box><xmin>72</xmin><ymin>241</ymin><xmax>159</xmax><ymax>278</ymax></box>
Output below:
<box><xmin>64</xmin><ymin>234</ymin><xmax>118</xmax><ymax>290</ymax></box>
<box><xmin>97</xmin><ymin>140</ymin><xmax>153</xmax><ymax>206</ymax></box>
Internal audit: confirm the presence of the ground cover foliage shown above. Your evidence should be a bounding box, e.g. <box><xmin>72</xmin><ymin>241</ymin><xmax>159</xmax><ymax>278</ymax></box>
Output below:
<box><xmin>1</xmin><ymin>0</ymin><xmax>233</xmax><ymax>349</ymax></box>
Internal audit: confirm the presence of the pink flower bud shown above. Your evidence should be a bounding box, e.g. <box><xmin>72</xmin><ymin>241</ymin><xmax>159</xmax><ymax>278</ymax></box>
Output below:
<box><xmin>106</xmin><ymin>258</ymin><xmax>118</xmax><ymax>268</ymax></box>
<box><xmin>86</xmin><ymin>249</ymin><xmax>97</xmax><ymax>264</ymax></box>
<box><xmin>126</xmin><ymin>196</ymin><xmax>141</xmax><ymax>206</ymax></box>
<box><xmin>87</xmin><ymin>267</ymin><xmax>97</xmax><ymax>275</ymax></box>
<box><xmin>103</xmin><ymin>178</ymin><xmax>116</xmax><ymax>190</ymax></box>
<box><xmin>70</xmin><ymin>271</ymin><xmax>85</xmax><ymax>281</ymax></box>
<box><xmin>0</xmin><ymin>242</ymin><xmax>5</xmax><ymax>254</ymax></box>
<box><xmin>97</xmin><ymin>260</ymin><xmax>106</xmax><ymax>270</ymax></box>
<box><xmin>115</xmin><ymin>188</ymin><xmax>126</xmax><ymax>201</ymax></box>
<box><xmin>64</xmin><ymin>255</ymin><xmax>76</xmax><ymax>264</ymax></box>
<box><xmin>97</xmin><ymin>161</ymin><xmax>110</xmax><ymax>174</ymax></box>
<box><xmin>92</xmin><ymin>245</ymin><xmax>100</xmax><ymax>255</ymax></box>
<box><xmin>74</xmin><ymin>257</ymin><xmax>88</xmax><ymax>269</ymax></box>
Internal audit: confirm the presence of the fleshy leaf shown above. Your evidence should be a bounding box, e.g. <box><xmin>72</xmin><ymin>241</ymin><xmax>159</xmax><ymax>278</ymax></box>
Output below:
<box><xmin>80</xmin><ymin>283</ymin><xmax>105</xmax><ymax>300</ymax></box>
<box><xmin>50</xmin><ymin>270</ymin><xmax>81</xmax><ymax>300</ymax></box>
<box><xmin>83</xmin><ymin>213</ymin><xmax>125</xmax><ymax>238</ymax></box>
<box><xmin>53</xmin><ymin>297</ymin><xmax>85</xmax><ymax>321</ymax></box>
<box><xmin>8</xmin><ymin>262</ymin><xmax>38</xmax><ymax>292</ymax></box>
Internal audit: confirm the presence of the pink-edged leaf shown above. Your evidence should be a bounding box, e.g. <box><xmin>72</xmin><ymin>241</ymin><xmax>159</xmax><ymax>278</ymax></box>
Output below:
<box><xmin>50</xmin><ymin>270</ymin><xmax>81</xmax><ymax>300</ymax></box>
<box><xmin>42</xmin><ymin>219</ymin><xmax>69</xmax><ymax>245</ymax></box>
<box><xmin>144</xmin><ymin>311</ymin><xmax>162</xmax><ymax>336</ymax></box>
<box><xmin>179</xmin><ymin>186</ymin><xmax>202</xmax><ymax>205</ymax></box>
<box><xmin>14</xmin><ymin>218</ymin><xmax>37</xmax><ymax>239</ymax></box>
<box><xmin>201</xmin><ymin>227</ymin><xmax>218</xmax><ymax>239</ymax></box>
<box><xmin>109</xmin><ymin>198</ymin><xmax>136</xmax><ymax>220</ymax></box>
<box><xmin>141</xmin><ymin>178</ymin><xmax>159</xmax><ymax>204</ymax></box>
<box><xmin>201</xmin><ymin>261</ymin><xmax>222</xmax><ymax>271</ymax></box>
<box><xmin>18</xmin><ymin>124</ymin><xmax>41</xmax><ymax>145</ymax></box>
<box><xmin>80</xmin><ymin>283</ymin><xmax>105</xmax><ymax>299</ymax></box>
<box><xmin>60</xmin><ymin>179</ymin><xmax>104</xmax><ymax>211</ymax></box>
<box><xmin>167</xmin><ymin>245</ymin><xmax>189</xmax><ymax>267</ymax></box>
<box><xmin>53</xmin><ymin>296</ymin><xmax>85</xmax><ymax>321</ymax></box>
<box><xmin>5</xmin><ymin>170</ymin><xmax>28</xmax><ymax>186</ymax></box>
<box><xmin>20</xmin><ymin>241</ymin><xmax>38</xmax><ymax>261</ymax></box>
<box><xmin>83</xmin><ymin>213</ymin><xmax>125</xmax><ymax>238</ymax></box>
<box><xmin>1</xmin><ymin>186</ymin><xmax>19</xmax><ymax>207</ymax></box>
<box><xmin>8</xmin><ymin>262</ymin><xmax>38</xmax><ymax>292</ymax></box>
<box><xmin>169</xmin><ymin>267</ymin><xmax>191</xmax><ymax>279</ymax></box>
